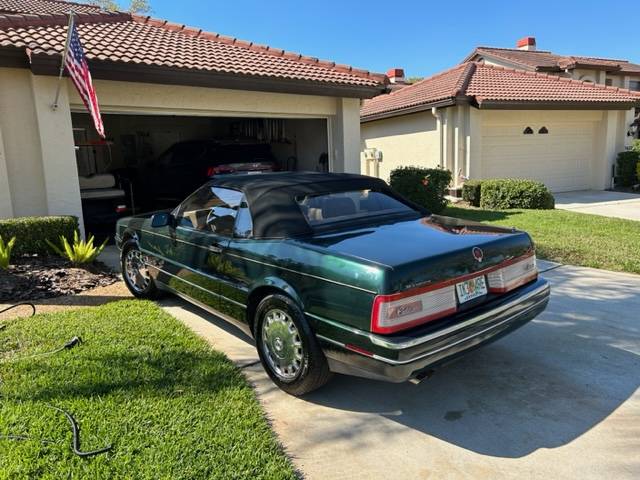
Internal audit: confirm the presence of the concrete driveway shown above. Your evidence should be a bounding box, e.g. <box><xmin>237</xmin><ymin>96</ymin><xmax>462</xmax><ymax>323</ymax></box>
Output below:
<box><xmin>163</xmin><ymin>262</ymin><xmax>640</xmax><ymax>479</ymax></box>
<box><xmin>555</xmin><ymin>190</ymin><xmax>640</xmax><ymax>221</ymax></box>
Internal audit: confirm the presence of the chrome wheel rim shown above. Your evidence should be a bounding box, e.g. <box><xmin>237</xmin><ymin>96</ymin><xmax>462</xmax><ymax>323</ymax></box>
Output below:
<box><xmin>124</xmin><ymin>249</ymin><xmax>150</xmax><ymax>293</ymax></box>
<box><xmin>261</xmin><ymin>308</ymin><xmax>304</xmax><ymax>381</ymax></box>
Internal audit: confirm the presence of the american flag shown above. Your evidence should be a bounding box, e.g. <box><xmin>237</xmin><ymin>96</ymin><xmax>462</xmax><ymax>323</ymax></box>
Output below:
<box><xmin>64</xmin><ymin>19</ymin><xmax>104</xmax><ymax>138</ymax></box>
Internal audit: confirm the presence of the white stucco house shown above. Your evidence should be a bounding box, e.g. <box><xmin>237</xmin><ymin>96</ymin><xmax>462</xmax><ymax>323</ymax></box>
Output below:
<box><xmin>0</xmin><ymin>0</ymin><xmax>386</xmax><ymax>229</ymax></box>
<box><xmin>361</xmin><ymin>37</ymin><xmax>640</xmax><ymax>193</ymax></box>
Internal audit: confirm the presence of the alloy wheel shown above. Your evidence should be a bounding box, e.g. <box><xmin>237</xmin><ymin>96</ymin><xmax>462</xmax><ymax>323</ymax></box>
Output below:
<box><xmin>124</xmin><ymin>249</ymin><xmax>151</xmax><ymax>293</ymax></box>
<box><xmin>260</xmin><ymin>308</ymin><xmax>304</xmax><ymax>381</ymax></box>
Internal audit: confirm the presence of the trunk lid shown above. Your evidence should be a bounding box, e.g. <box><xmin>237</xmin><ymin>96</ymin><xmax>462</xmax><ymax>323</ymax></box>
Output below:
<box><xmin>305</xmin><ymin>215</ymin><xmax>534</xmax><ymax>293</ymax></box>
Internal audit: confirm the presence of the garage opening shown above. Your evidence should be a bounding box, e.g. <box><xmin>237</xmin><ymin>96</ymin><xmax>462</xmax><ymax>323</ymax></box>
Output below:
<box><xmin>71</xmin><ymin>113</ymin><xmax>329</xmax><ymax>239</ymax></box>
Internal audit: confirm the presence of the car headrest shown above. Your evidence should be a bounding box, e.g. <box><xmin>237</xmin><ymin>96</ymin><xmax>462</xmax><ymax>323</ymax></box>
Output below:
<box><xmin>322</xmin><ymin>197</ymin><xmax>356</xmax><ymax>219</ymax></box>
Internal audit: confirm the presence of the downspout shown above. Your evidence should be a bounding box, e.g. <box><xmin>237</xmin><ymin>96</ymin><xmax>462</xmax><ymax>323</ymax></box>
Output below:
<box><xmin>432</xmin><ymin>107</ymin><xmax>444</xmax><ymax>168</ymax></box>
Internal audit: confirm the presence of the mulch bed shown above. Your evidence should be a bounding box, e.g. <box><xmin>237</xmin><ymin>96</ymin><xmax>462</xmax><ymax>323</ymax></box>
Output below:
<box><xmin>0</xmin><ymin>256</ymin><xmax>118</xmax><ymax>302</ymax></box>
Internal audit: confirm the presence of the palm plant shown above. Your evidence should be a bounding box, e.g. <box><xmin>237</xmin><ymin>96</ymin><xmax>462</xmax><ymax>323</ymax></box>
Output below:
<box><xmin>46</xmin><ymin>231</ymin><xmax>108</xmax><ymax>265</ymax></box>
<box><xmin>0</xmin><ymin>235</ymin><xmax>16</xmax><ymax>270</ymax></box>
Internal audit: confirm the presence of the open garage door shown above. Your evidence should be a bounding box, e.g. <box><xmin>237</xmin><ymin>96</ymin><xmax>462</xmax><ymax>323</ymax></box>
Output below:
<box><xmin>481</xmin><ymin>121</ymin><xmax>596</xmax><ymax>192</ymax></box>
<box><xmin>72</xmin><ymin>113</ymin><xmax>329</xmax><ymax>239</ymax></box>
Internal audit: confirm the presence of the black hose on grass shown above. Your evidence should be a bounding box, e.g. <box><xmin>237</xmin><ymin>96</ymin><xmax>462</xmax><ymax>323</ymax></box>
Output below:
<box><xmin>0</xmin><ymin>336</ymin><xmax>83</xmax><ymax>363</ymax></box>
<box><xmin>0</xmin><ymin>302</ymin><xmax>36</xmax><ymax>331</ymax></box>
<box><xmin>0</xmin><ymin>406</ymin><xmax>113</xmax><ymax>457</ymax></box>
<box><xmin>46</xmin><ymin>404</ymin><xmax>112</xmax><ymax>458</ymax></box>
<box><xmin>1</xmin><ymin>302</ymin><xmax>112</xmax><ymax>458</ymax></box>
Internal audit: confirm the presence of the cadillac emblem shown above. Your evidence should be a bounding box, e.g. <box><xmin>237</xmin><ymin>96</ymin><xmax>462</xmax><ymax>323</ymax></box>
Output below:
<box><xmin>472</xmin><ymin>247</ymin><xmax>484</xmax><ymax>263</ymax></box>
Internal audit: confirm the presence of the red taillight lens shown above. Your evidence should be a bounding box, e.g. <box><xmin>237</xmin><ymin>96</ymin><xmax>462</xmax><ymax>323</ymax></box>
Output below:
<box><xmin>208</xmin><ymin>165</ymin><xmax>236</xmax><ymax>177</ymax></box>
<box><xmin>115</xmin><ymin>205</ymin><xmax>127</xmax><ymax>213</ymax></box>
<box><xmin>487</xmin><ymin>255</ymin><xmax>537</xmax><ymax>293</ymax></box>
<box><xmin>371</xmin><ymin>284</ymin><xmax>457</xmax><ymax>334</ymax></box>
<box><xmin>370</xmin><ymin>252</ymin><xmax>537</xmax><ymax>335</ymax></box>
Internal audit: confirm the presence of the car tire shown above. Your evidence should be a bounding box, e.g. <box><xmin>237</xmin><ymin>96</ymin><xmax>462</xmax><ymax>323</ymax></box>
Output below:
<box><xmin>121</xmin><ymin>241</ymin><xmax>162</xmax><ymax>299</ymax></box>
<box><xmin>254</xmin><ymin>293</ymin><xmax>332</xmax><ymax>396</ymax></box>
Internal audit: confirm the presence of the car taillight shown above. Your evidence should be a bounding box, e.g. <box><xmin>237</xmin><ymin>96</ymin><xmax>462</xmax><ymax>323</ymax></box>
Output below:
<box><xmin>115</xmin><ymin>205</ymin><xmax>127</xmax><ymax>213</ymax></box>
<box><xmin>371</xmin><ymin>284</ymin><xmax>457</xmax><ymax>334</ymax></box>
<box><xmin>370</xmin><ymin>252</ymin><xmax>537</xmax><ymax>335</ymax></box>
<box><xmin>207</xmin><ymin>165</ymin><xmax>236</xmax><ymax>177</ymax></box>
<box><xmin>487</xmin><ymin>254</ymin><xmax>537</xmax><ymax>293</ymax></box>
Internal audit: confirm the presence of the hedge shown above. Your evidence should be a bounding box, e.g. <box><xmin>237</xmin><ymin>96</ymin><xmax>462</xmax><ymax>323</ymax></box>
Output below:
<box><xmin>615</xmin><ymin>151</ymin><xmax>640</xmax><ymax>187</ymax></box>
<box><xmin>0</xmin><ymin>216</ymin><xmax>78</xmax><ymax>256</ymax></box>
<box><xmin>479</xmin><ymin>179</ymin><xmax>555</xmax><ymax>210</ymax></box>
<box><xmin>462</xmin><ymin>180</ymin><xmax>483</xmax><ymax>207</ymax></box>
<box><xmin>389</xmin><ymin>166</ymin><xmax>452</xmax><ymax>213</ymax></box>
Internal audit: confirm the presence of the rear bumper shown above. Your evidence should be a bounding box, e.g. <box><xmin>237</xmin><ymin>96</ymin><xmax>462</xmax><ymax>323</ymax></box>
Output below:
<box><xmin>313</xmin><ymin>278</ymin><xmax>550</xmax><ymax>383</ymax></box>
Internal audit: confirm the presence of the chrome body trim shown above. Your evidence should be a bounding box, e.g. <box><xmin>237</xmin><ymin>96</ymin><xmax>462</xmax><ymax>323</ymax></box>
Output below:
<box><xmin>140</xmin><ymin>228</ymin><xmax>214</xmax><ymax>250</ymax></box>
<box><xmin>145</xmin><ymin>261</ymin><xmax>247</xmax><ymax>309</ymax></box>
<box><xmin>309</xmin><ymin>280</ymin><xmax>550</xmax><ymax>352</ymax></box>
<box><xmin>138</xmin><ymin>229</ymin><xmax>377</xmax><ymax>294</ymax></box>
<box><xmin>167</xmin><ymin>289</ymin><xmax>253</xmax><ymax>337</ymax></box>
<box><xmin>226</xmin><ymin>253</ymin><xmax>377</xmax><ymax>294</ymax></box>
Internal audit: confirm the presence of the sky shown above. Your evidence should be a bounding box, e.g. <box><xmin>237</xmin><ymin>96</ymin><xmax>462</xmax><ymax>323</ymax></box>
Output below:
<box><xmin>147</xmin><ymin>0</ymin><xmax>638</xmax><ymax>79</ymax></box>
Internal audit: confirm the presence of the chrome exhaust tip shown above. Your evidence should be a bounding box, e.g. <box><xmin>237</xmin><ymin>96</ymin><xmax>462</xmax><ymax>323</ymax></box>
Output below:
<box><xmin>408</xmin><ymin>370</ymin><xmax>434</xmax><ymax>385</ymax></box>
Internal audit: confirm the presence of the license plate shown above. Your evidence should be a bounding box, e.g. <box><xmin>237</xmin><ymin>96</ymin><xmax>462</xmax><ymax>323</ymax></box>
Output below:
<box><xmin>456</xmin><ymin>276</ymin><xmax>487</xmax><ymax>303</ymax></box>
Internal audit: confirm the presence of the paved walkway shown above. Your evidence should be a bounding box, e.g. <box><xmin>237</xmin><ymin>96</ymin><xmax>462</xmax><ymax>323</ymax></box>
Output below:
<box><xmin>554</xmin><ymin>190</ymin><xmax>640</xmax><ymax>221</ymax></box>
<box><xmin>162</xmin><ymin>261</ymin><xmax>640</xmax><ymax>479</ymax></box>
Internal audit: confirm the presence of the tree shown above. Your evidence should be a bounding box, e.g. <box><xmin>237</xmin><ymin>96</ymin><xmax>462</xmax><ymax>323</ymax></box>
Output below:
<box><xmin>406</xmin><ymin>76</ymin><xmax>424</xmax><ymax>84</ymax></box>
<box><xmin>85</xmin><ymin>0</ymin><xmax>151</xmax><ymax>14</ymax></box>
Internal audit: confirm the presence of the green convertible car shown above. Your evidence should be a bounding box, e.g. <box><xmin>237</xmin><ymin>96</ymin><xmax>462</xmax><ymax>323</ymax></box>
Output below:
<box><xmin>116</xmin><ymin>172</ymin><xmax>550</xmax><ymax>395</ymax></box>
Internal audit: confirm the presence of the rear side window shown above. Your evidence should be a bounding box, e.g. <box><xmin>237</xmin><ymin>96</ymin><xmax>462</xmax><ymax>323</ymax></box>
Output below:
<box><xmin>176</xmin><ymin>186</ymin><xmax>244</xmax><ymax>236</ymax></box>
<box><xmin>297</xmin><ymin>190</ymin><xmax>416</xmax><ymax>226</ymax></box>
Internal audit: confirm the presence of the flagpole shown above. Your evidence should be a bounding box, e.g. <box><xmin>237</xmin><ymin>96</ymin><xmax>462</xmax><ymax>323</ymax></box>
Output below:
<box><xmin>51</xmin><ymin>10</ymin><xmax>75</xmax><ymax>110</ymax></box>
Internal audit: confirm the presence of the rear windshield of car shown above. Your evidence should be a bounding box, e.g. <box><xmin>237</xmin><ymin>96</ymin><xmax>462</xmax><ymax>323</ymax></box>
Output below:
<box><xmin>296</xmin><ymin>190</ymin><xmax>418</xmax><ymax>226</ymax></box>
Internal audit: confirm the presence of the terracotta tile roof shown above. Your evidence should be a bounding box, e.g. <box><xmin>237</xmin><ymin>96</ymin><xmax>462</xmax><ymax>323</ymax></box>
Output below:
<box><xmin>467</xmin><ymin>46</ymin><xmax>640</xmax><ymax>75</ymax></box>
<box><xmin>361</xmin><ymin>62</ymin><xmax>640</xmax><ymax>121</ymax></box>
<box><xmin>360</xmin><ymin>63</ymin><xmax>472</xmax><ymax>118</ymax></box>
<box><xmin>466</xmin><ymin>63</ymin><xmax>640</xmax><ymax>104</ymax></box>
<box><xmin>0</xmin><ymin>0</ymin><xmax>102</xmax><ymax>15</ymax></box>
<box><xmin>0</xmin><ymin>0</ymin><xmax>385</xmax><ymax>93</ymax></box>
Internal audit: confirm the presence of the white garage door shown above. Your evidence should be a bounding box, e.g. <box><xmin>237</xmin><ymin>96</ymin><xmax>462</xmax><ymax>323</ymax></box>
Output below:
<box><xmin>482</xmin><ymin>121</ymin><xmax>595</xmax><ymax>192</ymax></box>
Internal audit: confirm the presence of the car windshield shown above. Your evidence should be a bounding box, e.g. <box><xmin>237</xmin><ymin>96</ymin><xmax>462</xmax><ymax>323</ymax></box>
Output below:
<box><xmin>296</xmin><ymin>190</ymin><xmax>417</xmax><ymax>226</ymax></box>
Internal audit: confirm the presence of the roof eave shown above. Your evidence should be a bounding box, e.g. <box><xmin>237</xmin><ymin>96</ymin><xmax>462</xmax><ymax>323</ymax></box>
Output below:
<box><xmin>0</xmin><ymin>45</ymin><xmax>29</xmax><ymax>68</ymax></box>
<box><xmin>477</xmin><ymin>99</ymin><xmax>639</xmax><ymax>110</ymax></box>
<box><xmin>25</xmin><ymin>51</ymin><xmax>385</xmax><ymax>99</ymax></box>
<box><xmin>360</xmin><ymin>97</ymin><xmax>463</xmax><ymax>123</ymax></box>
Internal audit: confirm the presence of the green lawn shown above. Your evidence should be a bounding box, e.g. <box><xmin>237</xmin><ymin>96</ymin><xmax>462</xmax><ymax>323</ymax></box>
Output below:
<box><xmin>444</xmin><ymin>205</ymin><xmax>640</xmax><ymax>274</ymax></box>
<box><xmin>0</xmin><ymin>300</ymin><xmax>296</xmax><ymax>480</ymax></box>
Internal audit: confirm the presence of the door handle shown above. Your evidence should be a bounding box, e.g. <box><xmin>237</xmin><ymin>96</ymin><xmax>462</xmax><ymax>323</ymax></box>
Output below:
<box><xmin>208</xmin><ymin>245</ymin><xmax>222</xmax><ymax>254</ymax></box>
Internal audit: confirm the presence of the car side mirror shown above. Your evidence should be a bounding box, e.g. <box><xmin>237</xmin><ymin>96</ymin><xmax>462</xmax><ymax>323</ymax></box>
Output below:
<box><xmin>151</xmin><ymin>212</ymin><xmax>173</xmax><ymax>228</ymax></box>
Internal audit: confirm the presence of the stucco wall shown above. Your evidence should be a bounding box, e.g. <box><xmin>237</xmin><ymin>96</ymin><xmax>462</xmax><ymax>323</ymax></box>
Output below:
<box><xmin>360</xmin><ymin>111</ymin><xmax>439</xmax><ymax>181</ymax></box>
<box><xmin>68</xmin><ymin>79</ymin><xmax>339</xmax><ymax>118</ymax></box>
<box><xmin>0</xmin><ymin>68</ymin><xmax>49</xmax><ymax>218</ymax></box>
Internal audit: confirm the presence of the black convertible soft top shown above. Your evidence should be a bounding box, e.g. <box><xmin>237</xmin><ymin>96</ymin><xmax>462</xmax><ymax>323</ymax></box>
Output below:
<box><xmin>210</xmin><ymin>172</ymin><xmax>424</xmax><ymax>239</ymax></box>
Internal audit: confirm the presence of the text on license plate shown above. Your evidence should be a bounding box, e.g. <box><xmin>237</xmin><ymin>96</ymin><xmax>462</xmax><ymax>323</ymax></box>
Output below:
<box><xmin>456</xmin><ymin>276</ymin><xmax>488</xmax><ymax>303</ymax></box>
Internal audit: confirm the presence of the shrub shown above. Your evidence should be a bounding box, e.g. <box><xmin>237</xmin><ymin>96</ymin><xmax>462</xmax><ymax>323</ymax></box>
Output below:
<box><xmin>46</xmin><ymin>230</ymin><xmax>107</xmax><ymax>265</ymax></box>
<box><xmin>631</xmin><ymin>139</ymin><xmax>640</xmax><ymax>154</ymax></box>
<box><xmin>389</xmin><ymin>166</ymin><xmax>452</xmax><ymax>213</ymax></box>
<box><xmin>479</xmin><ymin>179</ymin><xmax>555</xmax><ymax>210</ymax></box>
<box><xmin>0</xmin><ymin>235</ymin><xmax>16</xmax><ymax>269</ymax></box>
<box><xmin>462</xmin><ymin>180</ymin><xmax>483</xmax><ymax>207</ymax></box>
<box><xmin>0</xmin><ymin>216</ymin><xmax>78</xmax><ymax>256</ymax></box>
<box><xmin>616</xmin><ymin>151</ymin><xmax>640</xmax><ymax>187</ymax></box>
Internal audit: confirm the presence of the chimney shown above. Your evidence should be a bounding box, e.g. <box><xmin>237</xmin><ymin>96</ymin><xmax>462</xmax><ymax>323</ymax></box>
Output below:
<box><xmin>387</xmin><ymin>68</ymin><xmax>406</xmax><ymax>84</ymax></box>
<box><xmin>516</xmin><ymin>36</ymin><xmax>536</xmax><ymax>51</ymax></box>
